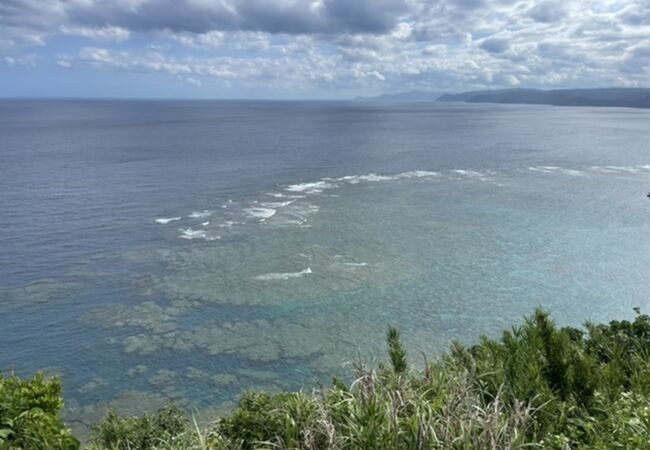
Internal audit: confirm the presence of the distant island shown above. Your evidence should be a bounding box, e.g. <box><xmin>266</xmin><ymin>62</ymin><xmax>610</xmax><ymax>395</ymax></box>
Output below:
<box><xmin>359</xmin><ymin>88</ymin><xmax>650</xmax><ymax>109</ymax></box>
<box><xmin>438</xmin><ymin>88</ymin><xmax>650</xmax><ymax>108</ymax></box>
<box><xmin>354</xmin><ymin>90</ymin><xmax>442</xmax><ymax>103</ymax></box>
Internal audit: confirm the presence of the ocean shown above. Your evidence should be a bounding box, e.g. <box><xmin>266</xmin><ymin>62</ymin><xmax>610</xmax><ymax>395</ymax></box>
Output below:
<box><xmin>1</xmin><ymin>100</ymin><xmax>649</xmax><ymax>432</ymax></box>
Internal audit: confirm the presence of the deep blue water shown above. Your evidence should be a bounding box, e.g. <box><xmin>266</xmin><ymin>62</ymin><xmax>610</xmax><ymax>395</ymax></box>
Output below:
<box><xmin>1</xmin><ymin>100</ymin><xmax>650</xmax><ymax>432</ymax></box>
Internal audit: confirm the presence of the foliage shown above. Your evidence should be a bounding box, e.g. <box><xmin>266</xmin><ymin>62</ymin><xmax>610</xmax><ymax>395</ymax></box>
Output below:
<box><xmin>386</xmin><ymin>327</ymin><xmax>407</xmax><ymax>374</ymax></box>
<box><xmin>210</xmin><ymin>308</ymin><xmax>650</xmax><ymax>449</ymax></box>
<box><xmin>0</xmin><ymin>372</ymin><xmax>79</xmax><ymax>450</ymax></box>
<box><xmin>89</xmin><ymin>405</ymin><xmax>188</xmax><ymax>450</ymax></box>
<box><xmin>7</xmin><ymin>309</ymin><xmax>650</xmax><ymax>449</ymax></box>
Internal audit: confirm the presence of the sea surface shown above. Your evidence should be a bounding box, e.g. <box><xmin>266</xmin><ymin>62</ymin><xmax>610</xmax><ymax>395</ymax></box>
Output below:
<box><xmin>1</xmin><ymin>100</ymin><xmax>650</xmax><ymax>432</ymax></box>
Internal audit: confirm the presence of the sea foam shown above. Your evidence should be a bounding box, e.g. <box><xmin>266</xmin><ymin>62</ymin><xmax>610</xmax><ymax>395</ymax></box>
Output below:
<box><xmin>260</xmin><ymin>200</ymin><xmax>295</xmax><ymax>208</ymax></box>
<box><xmin>589</xmin><ymin>165</ymin><xmax>650</xmax><ymax>174</ymax></box>
<box><xmin>528</xmin><ymin>166</ymin><xmax>585</xmax><ymax>176</ymax></box>
<box><xmin>189</xmin><ymin>210</ymin><xmax>212</xmax><ymax>219</ymax></box>
<box><xmin>155</xmin><ymin>217</ymin><xmax>181</xmax><ymax>224</ymax></box>
<box><xmin>218</xmin><ymin>220</ymin><xmax>238</xmax><ymax>228</ymax></box>
<box><xmin>398</xmin><ymin>170</ymin><xmax>439</xmax><ymax>178</ymax></box>
<box><xmin>286</xmin><ymin>181</ymin><xmax>337</xmax><ymax>194</ymax></box>
<box><xmin>336</xmin><ymin>174</ymin><xmax>394</xmax><ymax>184</ymax></box>
<box><xmin>335</xmin><ymin>171</ymin><xmax>439</xmax><ymax>184</ymax></box>
<box><xmin>245</xmin><ymin>207</ymin><xmax>276</xmax><ymax>221</ymax></box>
<box><xmin>178</xmin><ymin>228</ymin><xmax>219</xmax><ymax>241</ymax></box>
<box><xmin>254</xmin><ymin>268</ymin><xmax>312</xmax><ymax>281</ymax></box>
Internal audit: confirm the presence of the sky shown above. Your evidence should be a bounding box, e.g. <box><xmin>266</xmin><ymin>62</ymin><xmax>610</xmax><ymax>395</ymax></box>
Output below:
<box><xmin>0</xmin><ymin>0</ymin><xmax>648</xmax><ymax>99</ymax></box>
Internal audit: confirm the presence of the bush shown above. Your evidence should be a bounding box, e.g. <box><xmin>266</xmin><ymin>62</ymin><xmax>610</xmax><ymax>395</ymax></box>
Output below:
<box><xmin>7</xmin><ymin>308</ymin><xmax>650</xmax><ymax>449</ymax></box>
<box><xmin>0</xmin><ymin>372</ymin><xmax>79</xmax><ymax>450</ymax></box>
<box><xmin>213</xmin><ymin>308</ymin><xmax>650</xmax><ymax>449</ymax></box>
<box><xmin>90</xmin><ymin>404</ymin><xmax>187</xmax><ymax>450</ymax></box>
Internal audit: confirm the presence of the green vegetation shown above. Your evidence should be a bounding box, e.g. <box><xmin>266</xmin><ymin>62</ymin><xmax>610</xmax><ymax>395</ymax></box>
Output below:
<box><xmin>5</xmin><ymin>309</ymin><xmax>650</xmax><ymax>449</ymax></box>
<box><xmin>0</xmin><ymin>373</ymin><xmax>78</xmax><ymax>450</ymax></box>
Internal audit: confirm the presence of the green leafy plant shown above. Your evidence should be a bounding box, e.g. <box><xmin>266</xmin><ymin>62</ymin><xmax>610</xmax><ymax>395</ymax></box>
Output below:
<box><xmin>8</xmin><ymin>308</ymin><xmax>650</xmax><ymax>449</ymax></box>
<box><xmin>90</xmin><ymin>404</ymin><xmax>187</xmax><ymax>450</ymax></box>
<box><xmin>0</xmin><ymin>372</ymin><xmax>79</xmax><ymax>450</ymax></box>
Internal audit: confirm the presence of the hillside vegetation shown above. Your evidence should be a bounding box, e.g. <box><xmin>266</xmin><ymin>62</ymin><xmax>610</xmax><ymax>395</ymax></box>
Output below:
<box><xmin>4</xmin><ymin>309</ymin><xmax>650</xmax><ymax>449</ymax></box>
<box><xmin>437</xmin><ymin>88</ymin><xmax>650</xmax><ymax>108</ymax></box>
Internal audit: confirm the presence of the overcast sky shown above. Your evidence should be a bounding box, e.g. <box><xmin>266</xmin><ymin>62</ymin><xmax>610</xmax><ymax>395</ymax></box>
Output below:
<box><xmin>0</xmin><ymin>0</ymin><xmax>648</xmax><ymax>98</ymax></box>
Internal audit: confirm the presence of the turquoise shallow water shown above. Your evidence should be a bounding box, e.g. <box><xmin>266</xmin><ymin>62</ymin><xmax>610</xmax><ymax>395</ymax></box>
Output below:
<box><xmin>1</xmin><ymin>100</ymin><xmax>649</xmax><ymax>432</ymax></box>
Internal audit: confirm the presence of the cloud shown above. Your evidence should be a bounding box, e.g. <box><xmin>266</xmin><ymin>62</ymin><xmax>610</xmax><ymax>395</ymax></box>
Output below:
<box><xmin>2</xmin><ymin>53</ymin><xmax>36</xmax><ymax>67</ymax></box>
<box><xmin>621</xmin><ymin>42</ymin><xmax>650</xmax><ymax>74</ymax></box>
<box><xmin>63</xmin><ymin>0</ymin><xmax>410</xmax><ymax>35</ymax></box>
<box><xmin>183</xmin><ymin>76</ymin><xmax>202</xmax><ymax>87</ymax></box>
<box><xmin>480</xmin><ymin>38</ymin><xmax>510</xmax><ymax>54</ymax></box>
<box><xmin>1</xmin><ymin>0</ymin><xmax>649</xmax><ymax>94</ymax></box>
<box><xmin>0</xmin><ymin>0</ymin><xmax>65</xmax><ymax>31</ymax></box>
<box><xmin>173</xmin><ymin>31</ymin><xmax>225</xmax><ymax>48</ymax></box>
<box><xmin>70</xmin><ymin>46</ymin><xmax>347</xmax><ymax>90</ymax></box>
<box><xmin>60</xmin><ymin>26</ymin><xmax>131</xmax><ymax>42</ymax></box>
<box><xmin>172</xmin><ymin>30</ymin><xmax>271</xmax><ymax>51</ymax></box>
<box><xmin>527</xmin><ymin>0</ymin><xmax>566</xmax><ymax>23</ymax></box>
<box><xmin>618</xmin><ymin>2</ymin><xmax>650</xmax><ymax>26</ymax></box>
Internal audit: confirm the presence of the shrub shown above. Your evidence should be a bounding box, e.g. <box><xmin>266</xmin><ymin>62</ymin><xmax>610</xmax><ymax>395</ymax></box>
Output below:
<box><xmin>0</xmin><ymin>372</ymin><xmax>79</xmax><ymax>450</ymax></box>
<box><xmin>90</xmin><ymin>404</ymin><xmax>187</xmax><ymax>450</ymax></box>
<box><xmin>8</xmin><ymin>308</ymin><xmax>650</xmax><ymax>449</ymax></box>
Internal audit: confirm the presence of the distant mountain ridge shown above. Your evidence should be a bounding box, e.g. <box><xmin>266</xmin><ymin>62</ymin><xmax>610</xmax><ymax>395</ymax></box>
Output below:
<box><xmin>356</xmin><ymin>88</ymin><xmax>650</xmax><ymax>109</ymax></box>
<box><xmin>354</xmin><ymin>90</ymin><xmax>442</xmax><ymax>102</ymax></box>
<box><xmin>437</xmin><ymin>88</ymin><xmax>650</xmax><ymax>108</ymax></box>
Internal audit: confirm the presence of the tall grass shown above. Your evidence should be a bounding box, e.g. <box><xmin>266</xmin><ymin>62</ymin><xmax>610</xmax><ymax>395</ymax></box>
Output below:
<box><xmin>5</xmin><ymin>309</ymin><xmax>650</xmax><ymax>449</ymax></box>
<box><xmin>82</xmin><ymin>309</ymin><xmax>650</xmax><ymax>449</ymax></box>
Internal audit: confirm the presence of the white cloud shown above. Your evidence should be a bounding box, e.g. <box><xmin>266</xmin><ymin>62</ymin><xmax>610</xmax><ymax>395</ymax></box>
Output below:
<box><xmin>61</xmin><ymin>26</ymin><xmax>131</xmax><ymax>42</ymax></box>
<box><xmin>2</xmin><ymin>53</ymin><xmax>36</xmax><ymax>67</ymax></box>
<box><xmin>183</xmin><ymin>76</ymin><xmax>202</xmax><ymax>87</ymax></box>
<box><xmin>173</xmin><ymin>31</ymin><xmax>225</xmax><ymax>48</ymax></box>
<box><xmin>1</xmin><ymin>0</ymin><xmax>649</xmax><ymax>94</ymax></box>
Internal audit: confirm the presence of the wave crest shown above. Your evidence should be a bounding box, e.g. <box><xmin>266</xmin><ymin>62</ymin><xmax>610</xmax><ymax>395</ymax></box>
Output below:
<box><xmin>253</xmin><ymin>268</ymin><xmax>313</xmax><ymax>281</ymax></box>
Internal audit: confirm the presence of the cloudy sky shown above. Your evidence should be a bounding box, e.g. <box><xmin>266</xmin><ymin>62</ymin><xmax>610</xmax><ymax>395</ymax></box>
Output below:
<box><xmin>1</xmin><ymin>0</ymin><xmax>648</xmax><ymax>98</ymax></box>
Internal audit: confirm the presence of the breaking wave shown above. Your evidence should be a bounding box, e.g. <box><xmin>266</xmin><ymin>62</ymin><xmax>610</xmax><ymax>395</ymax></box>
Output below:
<box><xmin>286</xmin><ymin>181</ymin><xmax>337</xmax><ymax>194</ymax></box>
<box><xmin>155</xmin><ymin>217</ymin><xmax>181</xmax><ymax>224</ymax></box>
<box><xmin>245</xmin><ymin>207</ymin><xmax>277</xmax><ymax>221</ymax></box>
<box><xmin>253</xmin><ymin>267</ymin><xmax>313</xmax><ymax>281</ymax></box>
<box><xmin>189</xmin><ymin>210</ymin><xmax>212</xmax><ymax>219</ymax></box>
<box><xmin>178</xmin><ymin>228</ymin><xmax>219</xmax><ymax>241</ymax></box>
<box><xmin>529</xmin><ymin>165</ymin><xmax>650</xmax><ymax>177</ymax></box>
<box><xmin>161</xmin><ymin>164</ymin><xmax>650</xmax><ymax>243</ymax></box>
